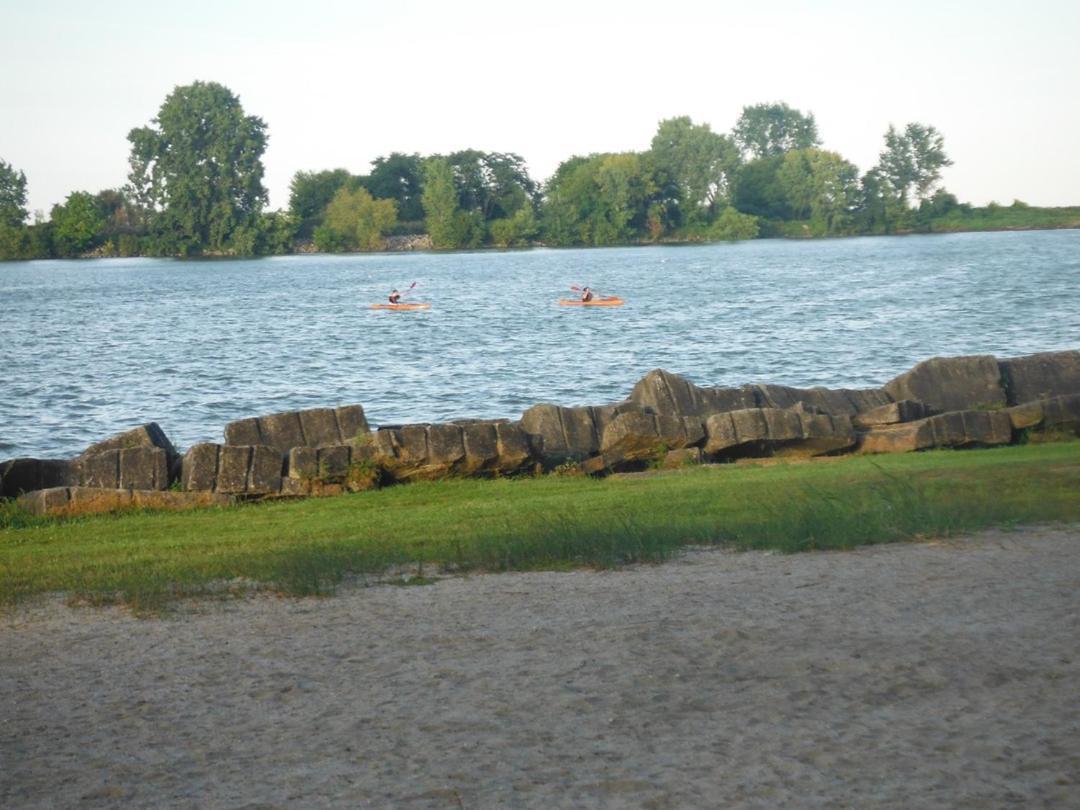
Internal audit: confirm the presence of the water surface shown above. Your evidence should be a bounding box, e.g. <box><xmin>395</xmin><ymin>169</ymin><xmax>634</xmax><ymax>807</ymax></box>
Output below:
<box><xmin>2</xmin><ymin>230</ymin><xmax>1077</xmax><ymax>458</ymax></box>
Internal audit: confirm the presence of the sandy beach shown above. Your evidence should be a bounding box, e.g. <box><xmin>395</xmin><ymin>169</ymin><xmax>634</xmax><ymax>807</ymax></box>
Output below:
<box><xmin>2</xmin><ymin>526</ymin><xmax>1078</xmax><ymax>808</ymax></box>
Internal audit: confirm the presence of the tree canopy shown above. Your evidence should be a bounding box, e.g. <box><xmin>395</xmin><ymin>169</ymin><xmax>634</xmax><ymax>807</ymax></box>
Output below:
<box><xmin>733</xmin><ymin>102</ymin><xmax>821</xmax><ymax>160</ymax></box>
<box><xmin>649</xmin><ymin>117</ymin><xmax>741</xmax><ymax>226</ymax></box>
<box><xmin>127</xmin><ymin>81</ymin><xmax>268</xmax><ymax>254</ymax></box>
<box><xmin>0</xmin><ymin>159</ymin><xmax>29</xmax><ymax>228</ymax></box>
<box><xmin>876</xmin><ymin>123</ymin><xmax>952</xmax><ymax>206</ymax></box>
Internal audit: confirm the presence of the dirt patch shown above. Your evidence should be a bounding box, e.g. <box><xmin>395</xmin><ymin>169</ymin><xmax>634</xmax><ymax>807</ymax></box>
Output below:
<box><xmin>3</xmin><ymin>526</ymin><xmax>1078</xmax><ymax>807</ymax></box>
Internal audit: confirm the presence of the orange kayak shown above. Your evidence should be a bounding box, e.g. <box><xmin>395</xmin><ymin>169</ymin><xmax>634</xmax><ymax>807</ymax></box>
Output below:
<box><xmin>558</xmin><ymin>296</ymin><xmax>624</xmax><ymax>307</ymax></box>
<box><xmin>369</xmin><ymin>302</ymin><xmax>432</xmax><ymax>311</ymax></box>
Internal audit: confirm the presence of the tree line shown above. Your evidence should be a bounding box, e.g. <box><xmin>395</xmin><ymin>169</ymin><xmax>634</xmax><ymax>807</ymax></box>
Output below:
<box><xmin>1</xmin><ymin>80</ymin><xmax>975</xmax><ymax>260</ymax></box>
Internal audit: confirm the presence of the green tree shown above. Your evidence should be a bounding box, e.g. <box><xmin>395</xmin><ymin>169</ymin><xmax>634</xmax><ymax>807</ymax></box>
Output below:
<box><xmin>50</xmin><ymin>191</ymin><xmax>106</xmax><ymax>257</ymax></box>
<box><xmin>127</xmin><ymin>81</ymin><xmax>268</xmax><ymax>255</ymax></box>
<box><xmin>540</xmin><ymin>153</ymin><xmax>655</xmax><ymax>246</ymax></box>
<box><xmin>319</xmin><ymin>187</ymin><xmax>397</xmax><ymax>251</ymax></box>
<box><xmin>366</xmin><ymin>153</ymin><xmax>424</xmax><ymax>222</ymax></box>
<box><xmin>288</xmin><ymin>169</ymin><xmax>354</xmax><ymax>238</ymax></box>
<box><xmin>422</xmin><ymin>157</ymin><xmax>465</xmax><ymax>248</ymax></box>
<box><xmin>649</xmin><ymin>116</ymin><xmax>740</xmax><ymax>226</ymax></box>
<box><xmin>446</xmin><ymin>150</ymin><xmax>537</xmax><ymax>223</ymax></box>
<box><xmin>489</xmin><ymin>204</ymin><xmax>539</xmax><ymax>247</ymax></box>
<box><xmin>731</xmin><ymin>155</ymin><xmax>790</xmax><ymax>220</ymax></box>
<box><xmin>732</xmin><ymin>102</ymin><xmax>821</xmax><ymax>160</ymax></box>
<box><xmin>0</xmin><ymin>159</ymin><xmax>29</xmax><ymax>227</ymax></box>
<box><xmin>875</xmin><ymin>123</ymin><xmax>952</xmax><ymax>207</ymax></box>
<box><xmin>777</xmin><ymin>149</ymin><xmax>861</xmax><ymax>234</ymax></box>
<box><xmin>709</xmin><ymin>207</ymin><xmax>759</xmax><ymax>241</ymax></box>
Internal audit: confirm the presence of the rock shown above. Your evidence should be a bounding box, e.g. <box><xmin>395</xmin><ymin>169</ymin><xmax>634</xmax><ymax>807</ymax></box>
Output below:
<box><xmin>600</xmin><ymin>412</ymin><xmax>705</xmax><ymax>462</ymax></box>
<box><xmin>521</xmin><ymin>404</ymin><xmax>603</xmax><ymax>465</ymax></box>
<box><xmin>181</xmin><ymin>444</ymin><xmax>220</xmax><ymax>492</ymax></box>
<box><xmin>494</xmin><ymin>422</ymin><xmax>534</xmax><ymax>474</ymax></box>
<box><xmin>629</xmin><ymin>369</ymin><xmax>757</xmax><ymax>418</ymax></box>
<box><xmin>858</xmin><ymin>410</ymin><xmax>1013</xmax><ymax>453</ymax></box>
<box><xmin>999</xmin><ymin>350</ymin><xmax>1080</xmax><ymax>405</ymax></box>
<box><xmin>884</xmin><ymin>355</ymin><xmax>1006</xmax><ymax>414</ymax></box>
<box><xmin>249</xmin><ymin>446</ymin><xmax>284</xmax><ymax>493</ymax></box>
<box><xmin>181</xmin><ymin>444</ymin><xmax>282</xmax><ymax>495</ymax></box>
<box><xmin>1008</xmin><ymin>394</ymin><xmax>1080</xmax><ymax>434</ymax></box>
<box><xmin>80</xmin><ymin>422</ymin><xmax>177</xmax><ymax>459</ymax></box>
<box><xmin>374</xmin><ymin>424</ymin><xmax>455</xmax><ymax>481</ymax></box>
<box><xmin>753</xmin><ymin>384</ymin><xmax>892</xmax><ymax>416</ymax></box>
<box><xmin>856</xmin><ymin>420</ymin><xmax>936</xmax><ymax>454</ymax></box>
<box><xmin>224</xmin><ymin>405</ymin><xmax>371</xmax><ymax>452</ymax></box>
<box><xmin>118</xmin><ymin>447</ymin><xmax>170</xmax><ymax>490</ymax></box>
<box><xmin>852</xmin><ymin>399</ymin><xmax>928</xmax><ymax>428</ymax></box>
<box><xmin>17</xmin><ymin>487</ymin><xmax>234</xmax><ymax>517</ymax></box>
<box><xmin>0</xmin><ymin>458</ymin><xmax>74</xmax><ymax>498</ymax></box>
<box><xmin>459</xmin><ymin>422</ymin><xmax>499</xmax><ymax>474</ymax></box>
<box><xmin>576</xmin><ymin>455</ymin><xmax>611</xmax><ymax>476</ymax></box>
<box><xmin>704</xmin><ymin>409</ymin><xmax>855</xmax><ymax>458</ymax></box>
<box><xmin>76</xmin><ymin>450</ymin><xmax>120</xmax><ymax>489</ymax></box>
<box><xmin>1042</xmin><ymin>394</ymin><xmax>1080</xmax><ymax>432</ymax></box>
<box><xmin>661</xmin><ymin>447</ymin><xmax>703</xmax><ymax>469</ymax></box>
<box><xmin>426</xmin><ymin>424</ymin><xmax>466</xmax><ymax>469</ymax></box>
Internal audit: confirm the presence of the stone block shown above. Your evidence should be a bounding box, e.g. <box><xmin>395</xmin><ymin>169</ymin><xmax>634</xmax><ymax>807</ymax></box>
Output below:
<box><xmin>217</xmin><ymin>446</ymin><xmax>252</xmax><ymax>494</ymax></box>
<box><xmin>70</xmin><ymin>486</ymin><xmax>133</xmax><ymax>511</ymax></box>
<box><xmin>494</xmin><ymin>422</ymin><xmax>533</xmax><ymax>473</ymax></box>
<box><xmin>0</xmin><ymin>458</ymin><xmax>75</xmax><ymax>498</ymax></box>
<box><xmin>316</xmin><ymin>445</ymin><xmax>351</xmax><ymax>480</ymax></box>
<box><xmin>299</xmin><ymin>408</ymin><xmax>341</xmax><ymax>447</ymax></box>
<box><xmin>600</xmin><ymin>411</ymin><xmax>659</xmax><ymax>461</ymax></box>
<box><xmin>857</xmin><ymin>420</ymin><xmax>937</xmax><ymax>454</ymax></box>
<box><xmin>460</xmin><ymin>422</ymin><xmax>498</xmax><ymax>474</ymax></box>
<box><xmin>397</xmin><ymin>426</ymin><xmax>430</xmax><ymax>464</ymax></box>
<box><xmin>561</xmin><ymin>407</ymin><xmax>601</xmax><ymax>457</ymax></box>
<box><xmin>335</xmin><ymin>405</ymin><xmax>371</xmax><ymax>442</ymax></box>
<box><xmin>81</xmin><ymin>422</ymin><xmax>177</xmax><ymax>459</ymax></box>
<box><xmin>1042</xmin><ymin>394</ymin><xmax>1080</xmax><ymax>430</ymax></box>
<box><xmin>999</xmin><ymin>350</ymin><xmax>1080</xmax><ymax>405</ymax></box>
<box><xmin>248</xmin><ymin>446</ymin><xmax>283</xmax><ymax>494</ymax></box>
<box><xmin>1005</xmin><ymin>401</ymin><xmax>1044</xmax><ymax>430</ymax></box>
<box><xmin>629</xmin><ymin>369</ymin><xmax>756</xmax><ymax>417</ymax></box>
<box><xmin>521</xmin><ymin>404</ymin><xmax>570</xmax><ymax>461</ymax></box>
<box><xmin>259</xmin><ymin>411</ymin><xmax>305</xmax><ymax>454</ymax></box>
<box><xmin>661</xmin><ymin>447</ymin><xmax>703</xmax><ymax>469</ymax></box>
<box><xmin>224</xmin><ymin>417</ymin><xmax>261</xmax><ymax>446</ymax></box>
<box><xmin>119</xmin><ymin>447</ymin><xmax>170</xmax><ymax>490</ymax></box>
<box><xmin>703</xmin><ymin>413</ymin><xmax>739</xmax><ymax>454</ymax></box>
<box><xmin>182</xmin><ymin>443</ymin><xmax>220</xmax><ymax>492</ymax></box>
<box><xmin>426</xmin><ymin>424</ymin><xmax>465</xmax><ymax>468</ymax></box>
<box><xmin>853</xmin><ymin>399</ymin><xmax>928</xmax><ymax>428</ymax></box>
<box><xmin>884</xmin><ymin>355</ymin><xmax>1006</xmax><ymax>414</ymax></box>
<box><xmin>78</xmin><ymin>450</ymin><xmax>120</xmax><ymax>489</ymax></box>
<box><xmin>17</xmin><ymin>487</ymin><xmax>72</xmax><ymax>515</ymax></box>
<box><xmin>287</xmin><ymin>447</ymin><xmax>318</xmax><ymax>480</ymax></box>
<box><xmin>754</xmin><ymin>384</ymin><xmax>891</xmax><ymax>416</ymax></box>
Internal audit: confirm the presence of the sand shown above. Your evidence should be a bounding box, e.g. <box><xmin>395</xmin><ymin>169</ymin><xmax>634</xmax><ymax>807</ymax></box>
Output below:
<box><xmin>2</xmin><ymin>526</ymin><xmax>1079</xmax><ymax>808</ymax></box>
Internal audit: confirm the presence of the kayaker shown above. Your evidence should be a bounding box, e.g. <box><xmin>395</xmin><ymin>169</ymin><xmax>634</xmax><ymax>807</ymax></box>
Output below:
<box><xmin>581</xmin><ymin>286</ymin><xmax>594</xmax><ymax>302</ymax></box>
<box><xmin>388</xmin><ymin>289</ymin><xmax>402</xmax><ymax>304</ymax></box>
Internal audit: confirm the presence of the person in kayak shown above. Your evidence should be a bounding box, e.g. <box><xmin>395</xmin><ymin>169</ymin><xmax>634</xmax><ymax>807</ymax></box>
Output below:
<box><xmin>581</xmin><ymin>286</ymin><xmax>594</xmax><ymax>302</ymax></box>
<box><xmin>388</xmin><ymin>289</ymin><xmax>402</xmax><ymax>304</ymax></box>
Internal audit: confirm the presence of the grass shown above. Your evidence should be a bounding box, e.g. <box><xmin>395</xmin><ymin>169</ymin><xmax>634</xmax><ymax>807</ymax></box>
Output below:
<box><xmin>1</xmin><ymin>442</ymin><xmax>1078</xmax><ymax>612</ymax></box>
<box><xmin>926</xmin><ymin>204</ymin><xmax>1080</xmax><ymax>233</ymax></box>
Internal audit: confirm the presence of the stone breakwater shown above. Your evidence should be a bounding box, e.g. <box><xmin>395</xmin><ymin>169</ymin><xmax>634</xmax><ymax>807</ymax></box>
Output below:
<box><xmin>3</xmin><ymin>350</ymin><xmax>1079</xmax><ymax>517</ymax></box>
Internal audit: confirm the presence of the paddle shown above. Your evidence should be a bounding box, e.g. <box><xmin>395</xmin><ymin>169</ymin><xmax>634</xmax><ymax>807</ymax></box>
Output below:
<box><xmin>399</xmin><ymin>281</ymin><xmax>418</xmax><ymax>298</ymax></box>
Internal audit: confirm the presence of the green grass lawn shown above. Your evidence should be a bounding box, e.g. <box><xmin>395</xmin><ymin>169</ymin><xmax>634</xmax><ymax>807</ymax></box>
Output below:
<box><xmin>2</xmin><ymin>442</ymin><xmax>1078</xmax><ymax>611</ymax></box>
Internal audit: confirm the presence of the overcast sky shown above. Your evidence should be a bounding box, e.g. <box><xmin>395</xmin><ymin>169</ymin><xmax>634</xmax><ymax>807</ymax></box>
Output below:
<box><xmin>3</xmin><ymin>0</ymin><xmax>1078</xmax><ymax>215</ymax></box>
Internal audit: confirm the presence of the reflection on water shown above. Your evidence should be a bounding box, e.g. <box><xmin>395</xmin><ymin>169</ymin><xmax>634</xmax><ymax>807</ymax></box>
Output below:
<box><xmin>1</xmin><ymin>230</ymin><xmax>1078</xmax><ymax>457</ymax></box>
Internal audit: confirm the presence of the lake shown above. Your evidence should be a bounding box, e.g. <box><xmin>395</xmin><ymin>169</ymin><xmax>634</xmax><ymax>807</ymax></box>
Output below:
<box><xmin>2</xmin><ymin>230</ymin><xmax>1078</xmax><ymax>459</ymax></box>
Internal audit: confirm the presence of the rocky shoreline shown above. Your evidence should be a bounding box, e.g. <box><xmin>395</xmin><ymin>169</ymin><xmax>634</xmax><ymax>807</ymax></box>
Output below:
<box><xmin>3</xmin><ymin>350</ymin><xmax>1078</xmax><ymax>517</ymax></box>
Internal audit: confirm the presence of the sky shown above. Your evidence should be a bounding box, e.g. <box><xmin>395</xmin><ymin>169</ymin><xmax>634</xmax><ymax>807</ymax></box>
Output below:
<box><xmin>3</xmin><ymin>0</ymin><xmax>1079</xmax><ymax>215</ymax></box>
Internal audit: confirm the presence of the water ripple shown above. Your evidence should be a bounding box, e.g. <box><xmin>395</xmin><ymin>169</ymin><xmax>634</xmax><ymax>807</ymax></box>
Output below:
<box><xmin>1</xmin><ymin>231</ymin><xmax>1078</xmax><ymax>457</ymax></box>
